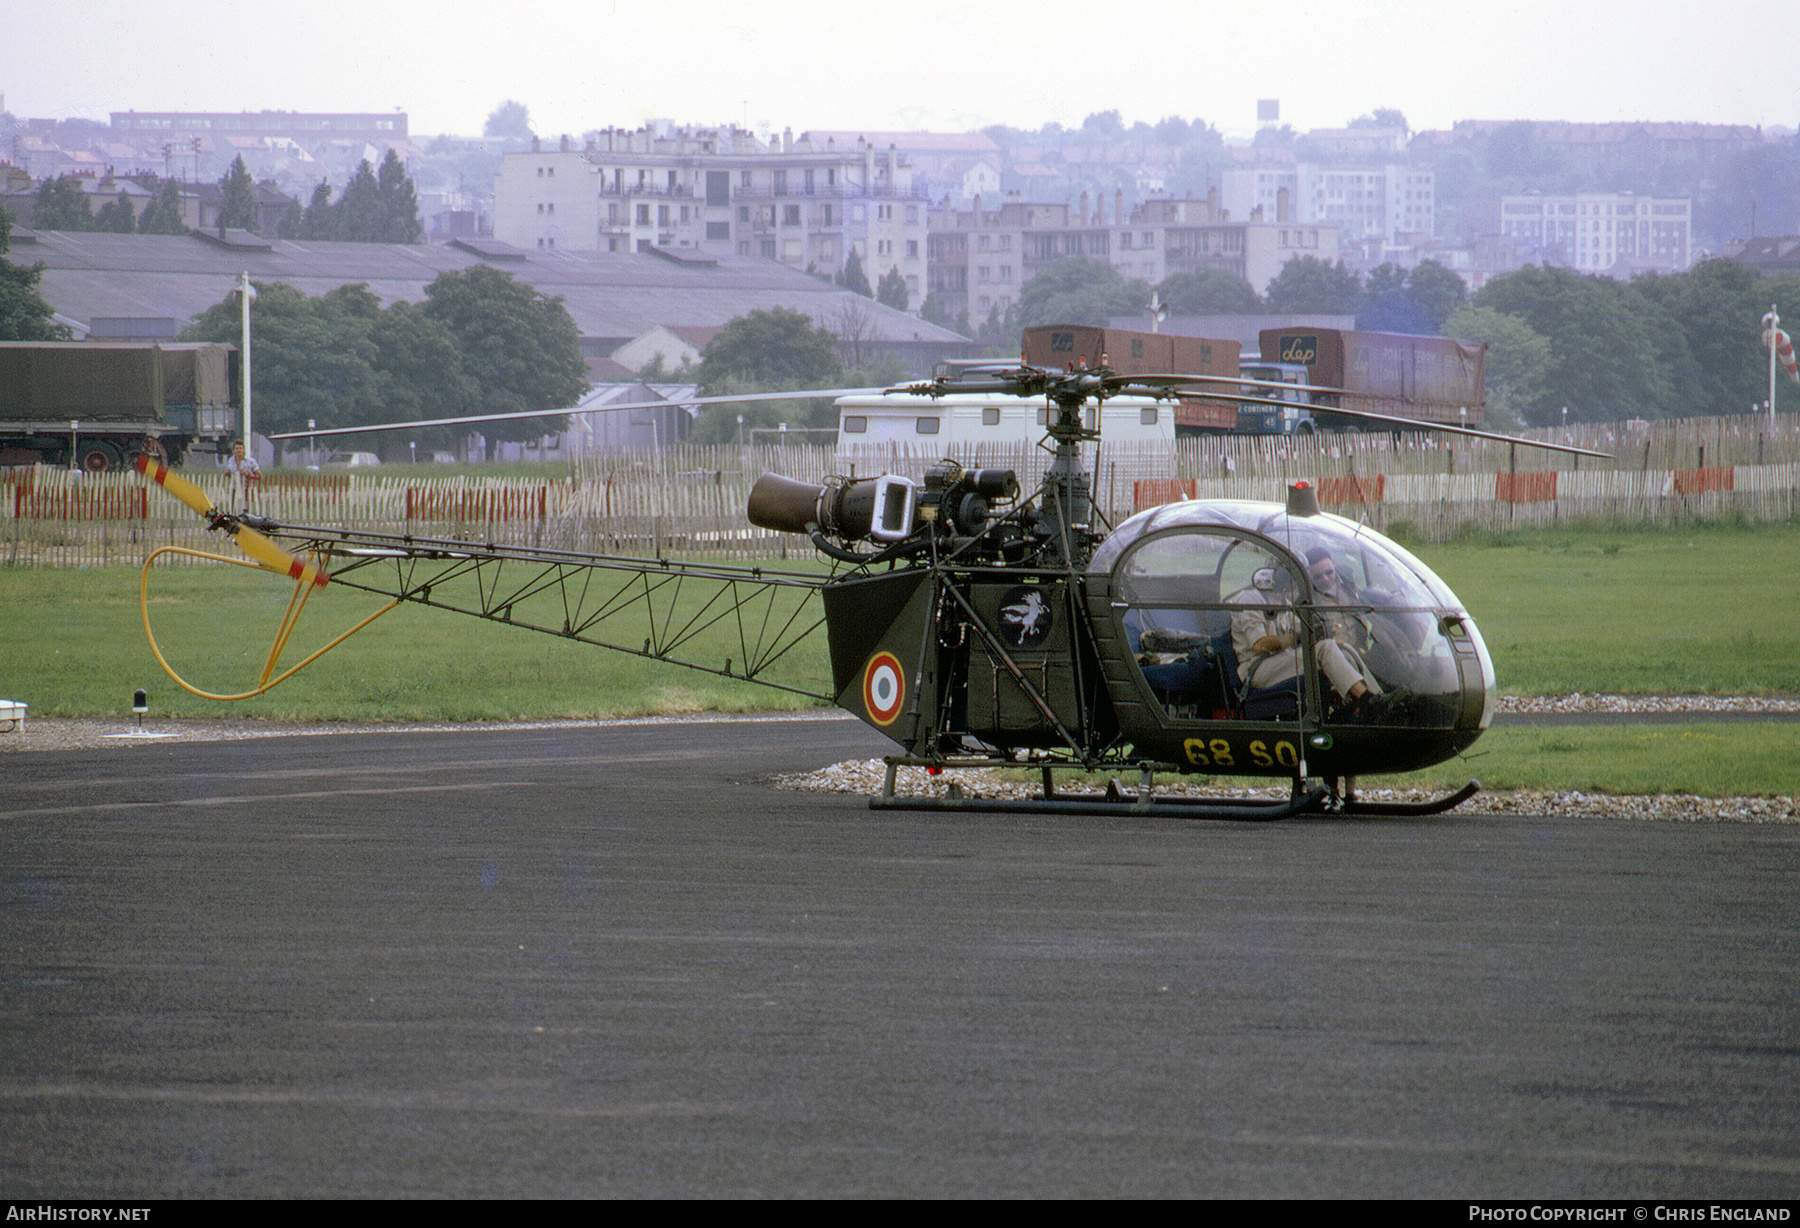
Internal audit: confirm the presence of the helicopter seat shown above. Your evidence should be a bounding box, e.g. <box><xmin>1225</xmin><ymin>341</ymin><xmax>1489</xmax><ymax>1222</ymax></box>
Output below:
<box><xmin>1125</xmin><ymin>609</ymin><xmax>1230</xmax><ymax>716</ymax></box>
<box><xmin>1213</xmin><ymin>627</ymin><xmax>1302</xmax><ymax>721</ymax></box>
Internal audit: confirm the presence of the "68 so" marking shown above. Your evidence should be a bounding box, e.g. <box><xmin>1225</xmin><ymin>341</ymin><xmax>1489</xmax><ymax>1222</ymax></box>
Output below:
<box><xmin>1184</xmin><ymin>738</ymin><xmax>1300</xmax><ymax>769</ymax></box>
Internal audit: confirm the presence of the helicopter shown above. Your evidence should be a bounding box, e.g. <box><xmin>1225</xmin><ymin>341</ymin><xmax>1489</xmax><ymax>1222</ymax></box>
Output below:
<box><xmin>133</xmin><ymin>324</ymin><xmax>1608</xmax><ymax>821</ymax></box>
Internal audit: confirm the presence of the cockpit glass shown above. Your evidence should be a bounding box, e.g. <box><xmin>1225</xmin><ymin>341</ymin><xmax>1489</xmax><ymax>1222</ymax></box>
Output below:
<box><xmin>1104</xmin><ymin>508</ymin><xmax>1472</xmax><ymax>730</ymax></box>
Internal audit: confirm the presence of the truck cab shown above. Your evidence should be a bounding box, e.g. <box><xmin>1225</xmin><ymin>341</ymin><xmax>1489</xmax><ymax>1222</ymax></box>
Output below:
<box><xmin>1235</xmin><ymin>360</ymin><xmax>1316</xmax><ymax>436</ymax></box>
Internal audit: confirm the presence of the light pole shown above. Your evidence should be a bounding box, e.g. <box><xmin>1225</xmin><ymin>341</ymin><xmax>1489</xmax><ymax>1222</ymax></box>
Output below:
<box><xmin>236</xmin><ymin>272</ymin><xmax>256</xmax><ymax>456</ymax></box>
<box><xmin>1764</xmin><ymin>306</ymin><xmax>1782</xmax><ymax>426</ymax></box>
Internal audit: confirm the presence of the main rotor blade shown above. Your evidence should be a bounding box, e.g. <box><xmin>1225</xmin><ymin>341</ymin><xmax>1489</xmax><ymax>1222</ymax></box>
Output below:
<box><xmin>265</xmin><ymin>388</ymin><xmax>890</xmax><ymax>441</ymax></box>
<box><xmin>1106</xmin><ymin>377</ymin><xmax>1612</xmax><ymax>459</ymax></box>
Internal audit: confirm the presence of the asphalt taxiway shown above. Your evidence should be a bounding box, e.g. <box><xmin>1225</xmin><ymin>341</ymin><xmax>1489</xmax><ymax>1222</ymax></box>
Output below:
<box><xmin>3</xmin><ymin>715</ymin><xmax>1797</xmax><ymax>1198</ymax></box>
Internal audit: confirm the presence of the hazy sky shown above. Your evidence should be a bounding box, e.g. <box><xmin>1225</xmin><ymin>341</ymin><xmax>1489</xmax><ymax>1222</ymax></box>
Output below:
<box><xmin>8</xmin><ymin>0</ymin><xmax>1792</xmax><ymax>141</ymax></box>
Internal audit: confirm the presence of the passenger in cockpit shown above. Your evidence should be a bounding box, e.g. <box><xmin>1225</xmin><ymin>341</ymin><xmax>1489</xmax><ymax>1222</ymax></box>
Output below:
<box><xmin>1230</xmin><ymin>563</ymin><xmax>1382</xmax><ymax>711</ymax></box>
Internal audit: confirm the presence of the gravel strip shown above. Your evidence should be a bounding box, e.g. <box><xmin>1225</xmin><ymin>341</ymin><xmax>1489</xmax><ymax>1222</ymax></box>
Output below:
<box><xmin>5</xmin><ymin>700</ymin><xmax>1794</xmax><ymax>822</ymax></box>
<box><xmin>1496</xmin><ymin>693</ymin><xmax>1800</xmax><ymax>715</ymax></box>
<box><xmin>772</xmin><ymin>759</ymin><xmax>1798</xmax><ymax>824</ymax></box>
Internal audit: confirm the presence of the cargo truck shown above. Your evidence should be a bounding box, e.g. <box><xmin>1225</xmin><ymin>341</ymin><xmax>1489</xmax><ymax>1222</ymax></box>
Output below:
<box><xmin>0</xmin><ymin>342</ymin><xmax>239</xmax><ymax>471</ymax></box>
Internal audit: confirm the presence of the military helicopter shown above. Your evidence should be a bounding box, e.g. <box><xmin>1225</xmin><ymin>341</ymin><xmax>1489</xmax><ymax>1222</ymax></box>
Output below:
<box><xmin>135</xmin><ymin>325</ymin><xmax>1606</xmax><ymax>821</ymax></box>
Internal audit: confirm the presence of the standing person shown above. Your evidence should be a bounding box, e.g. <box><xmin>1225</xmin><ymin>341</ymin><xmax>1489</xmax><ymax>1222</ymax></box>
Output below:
<box><xmin>224</xmin><ymin>439</ymin><xmax>261</xmax><ymax>512</ymax></box>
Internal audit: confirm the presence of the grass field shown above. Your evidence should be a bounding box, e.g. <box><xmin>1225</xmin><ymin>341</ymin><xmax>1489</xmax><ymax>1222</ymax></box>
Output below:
<box><xmin>1414</xmin><ymin>519</ymin><xmax>1800</xmax><ymax>696</ymax></box>
<box><xmin>2</xmin><ymin>519</ymin><xmax>1796</xmax><ymax>795</ymax></box>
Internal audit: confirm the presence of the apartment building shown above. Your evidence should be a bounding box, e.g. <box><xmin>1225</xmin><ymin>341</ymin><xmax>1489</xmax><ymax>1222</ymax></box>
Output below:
<box><xmin>1221</xmin><ymin>162</ymin><xmax>1434</xmax><ymax>252</ymax></box>
<box><xmin>1498</xmin><ymin>192</ymin><xmax>1692</xmax><ymax>274</ymax></box>
<box><xmin>492</xmin><ymin>126</ymin><xmax>926</xmax><ymax>301</ymax></box>
<box><xmin>927</xmin><ymin>193</ymin><xmax>1339</xmax><ymax>320</ymax></box>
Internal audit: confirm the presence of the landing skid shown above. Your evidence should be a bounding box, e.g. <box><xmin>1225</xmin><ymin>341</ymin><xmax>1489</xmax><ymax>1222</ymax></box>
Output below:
<box><xmin>1337</xmin><ymin>780</ymin><xmax>1482</xmax><ymax>817</ymax></box>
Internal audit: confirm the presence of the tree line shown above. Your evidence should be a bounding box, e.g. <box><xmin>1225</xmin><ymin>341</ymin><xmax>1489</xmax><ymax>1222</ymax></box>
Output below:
<box><xmin>182</xmin><ymin>266</ymin><xmax>588</xmax><ymax>456</ymax></box>
<box><xmin>22</xmin><ymin>150</ymin><xmax>422</xmax><ymax>244</ymax></box>
<box><xmin>925</xmin><ymin>255</ymin><xmax>1472</xmax><ymax>351</ymax></box>
<box><xmin>930</xmin><ymin>252</ymin><xmax>1800</xmax><ymax>429</ymax></box>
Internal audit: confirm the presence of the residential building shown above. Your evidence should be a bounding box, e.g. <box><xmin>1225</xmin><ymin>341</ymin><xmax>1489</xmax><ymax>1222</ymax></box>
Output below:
<box><xmin>492</xmin><ymin>125</ymin><xmax>927</xmax><ymax>303</ymax></box>
<box><xmin>1221</xmin><ymin>162</ymin><xmax>1434</xmax><ymax>259</ymax></box>
<box><xmin>1723</xmin><ymin>236</ymin><xmax>1800</xmax><ymax>276</ymax></box>
<box><xmin>1499</xmin><ymin>192</ymin><xmax>1693</xmax><ymax>274</ymax></box>
<box><xmin>928</xmin><ymin>192</ymin><xmax>1339</xmax><ymax>321</ymax></box>
<box><xmin>110</xmin><ymin>110</ymin><xmax>408</xmax><ymax>145</ymax></box>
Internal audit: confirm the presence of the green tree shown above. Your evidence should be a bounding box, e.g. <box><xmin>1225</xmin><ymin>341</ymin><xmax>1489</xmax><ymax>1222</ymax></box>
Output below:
<box><xmin>183</xmin><ymin>281</ymin><xmax>384</xmax><ymax>436</ymax></box>
<box><xmin>1357</xmin><ymin>260</ymin><xmax>1467</xmax><ymax>333</ymax></box>
<box><xmin>1699</xmin><ymin>141</ymin><xmax>1800</xmax><ymax>246</ymax></box>
<box><xmin>836</xmin><ymin>250</ymin><xmax>872</xmax><ymax>297</ymax></box>
<box><xmin>94</xmin><ymin>190</ymin><xmax>136</xmax><ymax>234</ymax></box>
<box><xmin>1632</xmin><ymin>259</ymin><xmax>1800</xmax><ymax>415</ymax></box>
<box><xmin>1405</xmin><ymin>261</ymin><xmax>1470</xmax><ymax>332</ymax></box>
<box><xmin>697</xmin><ymin>307</ymin><xmax>843</xmax><ymax>391</ymax></box>
<box><xmin>0</xmin><ymin>208</ymin><xmax>72</xmax><ymax>340</ymax></box>
<box><xmin>376</xmin><ymin>149</ymin><xmax>423</xmax><ymax>244</ymax></box>
<box><xmin>337</xmin><ymin>160</ymin><xmax>383</xmax><ymax>242</ymax></box>
<box><xmin>1472</xmin><ymin>264</ymin><xmax>1693</xmax><ymax>423</ymax></box>
<box><xmin>1441</xmin><ymin>305</ymin><xmax>1554</xmax><ymax>433</ymax></box>
<box><xmin>1263</xmin><ymin>256</ymin><xmax>1362</xmax><ymax>314</ymax></box>
<box><xmin>217</xmin><ymin>155</ymin><xmax>257</xmax><ymax>231</ymax></box>
<box><xmin>691</xmin><ymin>307</ymin><xmax>845</xmax><ymax>442</ymax></box>
<box><xmin>1155</xmin><ymin>267</ymin><xmax>1260</xmax><ymax>315</ymax></box>
<box><xmin>32</xmin><ymin>176</ymin><xmax>95</xmax><ymax>231</ymax></box>
<box><xmin>368</xmin><ymin>299</ymin><xmax>477</xmax><ymax>433</ymax></box>
<box><xmin>1017</xmin><ymin>256</ymin><xmax>1151</xmax><ymax>328</ymax></box>
<box><xmin>1077</xmin><ymin>110</ymin><xmax>1125</xmax><ymax>143</ymax></box>
<box><xmin>876</xmin><ymin>264</ymin><xmax>908</xmax><ymax>311</ymax></box>
<box><xmin>974</xmin><ymin>302</ymin><xmax>1020</xmax><ymax>349</ymax></box>
<box><xmin>299</xmin><ymin>179</ymin><xmax>338</xmax><ymax>241</ymax></box>
<box><xmin>1349</xmin><ymin>108</ymin><xmax>1410</xmax><ymax>136</ymax></box>
<box><xmin>420</xmin><ymin>265</ymin><xmax>588</xmax><ymax>456</ymax></box>
<box><xmin>484</xmin><ymin>100</ymin><xmax>533</xmax><ymax>142</ymax></box>
<box><xmin>136</xmin><ymin>180</ymin><xmax>187</xmax><ymax>235</ymax></box>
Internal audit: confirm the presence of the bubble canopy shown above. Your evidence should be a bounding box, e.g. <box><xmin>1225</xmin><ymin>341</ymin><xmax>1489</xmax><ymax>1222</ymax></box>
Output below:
<box><xmin>1092</xmin><ymin>499</ymin><xmax>1462</xmax><ymax>611</ymax></box>
<box><xmin>1089</xmin><ymin>498</ymin><xmax>1495</xmax><ymax>747</ymax></box>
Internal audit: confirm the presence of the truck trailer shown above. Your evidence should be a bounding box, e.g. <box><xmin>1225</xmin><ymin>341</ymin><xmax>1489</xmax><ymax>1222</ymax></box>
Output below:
<box><xmin>1258</xmin><ymin>328</ymin><xmax>1486</xmax><ymax>429</ymax></box>
<box><xmin>0</xmin><ymin>342</ymin><xmax>239</xmax><ymax>471</ymax></box>
<box><xmin>1020</xmin><ymin>324</ymin><xmax>1241</xmax><ymax>435</ymax></box>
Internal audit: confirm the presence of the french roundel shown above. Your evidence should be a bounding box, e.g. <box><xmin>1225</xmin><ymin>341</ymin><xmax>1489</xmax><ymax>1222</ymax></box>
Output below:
<box><xmin>862</xmin><ymin>652</ymin><xmax>905</xmax><ymax>726</ymax></box>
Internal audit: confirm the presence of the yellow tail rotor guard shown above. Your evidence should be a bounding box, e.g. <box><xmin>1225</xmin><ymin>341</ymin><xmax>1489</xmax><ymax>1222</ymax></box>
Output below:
<box><xmin>140</xmin><ymin>545</ymin><xmax>397</xmax><ymax>701</ymax></box>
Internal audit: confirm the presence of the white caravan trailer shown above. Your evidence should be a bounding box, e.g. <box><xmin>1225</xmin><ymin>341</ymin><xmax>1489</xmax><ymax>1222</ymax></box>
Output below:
<box><xmin>836</xmin><ymin>389</ymin><xmax>1173</xmax><ymax>451</ymax></box>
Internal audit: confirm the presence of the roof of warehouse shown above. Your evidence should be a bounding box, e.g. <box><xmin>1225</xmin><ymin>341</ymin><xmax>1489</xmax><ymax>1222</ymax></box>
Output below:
<box><xmin>18</xmin><ymin>231</ymin><xmax>966</xmax><ymax>347</ymax></box>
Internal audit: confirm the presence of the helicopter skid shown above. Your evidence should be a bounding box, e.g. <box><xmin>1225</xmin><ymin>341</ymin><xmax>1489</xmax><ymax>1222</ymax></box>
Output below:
<box><xmin>1337</xmin><ymin>780</ymin><xmax>1482</xmax><ymax>817</ymax></box>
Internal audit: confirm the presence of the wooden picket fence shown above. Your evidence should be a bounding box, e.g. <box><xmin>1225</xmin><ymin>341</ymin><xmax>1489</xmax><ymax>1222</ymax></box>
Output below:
<box><xmin>5</xmin><ymin>415</ymin><xmax>1798</xmax><ymax>569</ymax></box>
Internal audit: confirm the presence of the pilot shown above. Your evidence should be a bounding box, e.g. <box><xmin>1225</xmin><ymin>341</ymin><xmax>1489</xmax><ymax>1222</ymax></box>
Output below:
<box><xmin>1308</xmin><ymin>546</ymin><xmax>1432</xmax><ymax>709</ymax></box>
<box><xmin>1306</xmin><ymin>546</ymin><xmax>1369</xmax><ymax>652</ymax></box>
<box><xmin>1230</xmin><ymin>562</ymin><xmax>1381</xmax><ymax>710</ymax></box>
